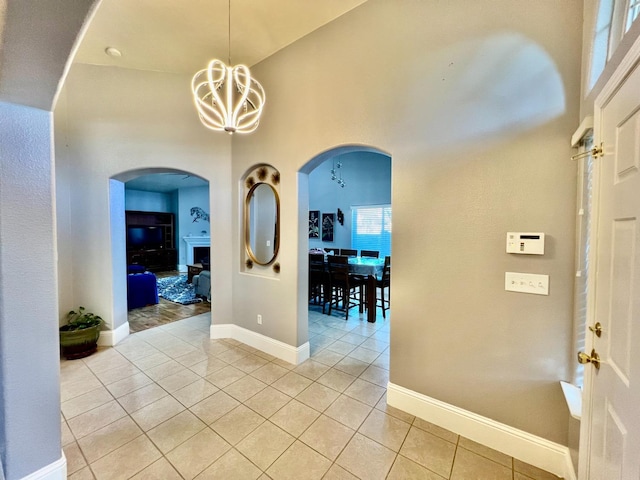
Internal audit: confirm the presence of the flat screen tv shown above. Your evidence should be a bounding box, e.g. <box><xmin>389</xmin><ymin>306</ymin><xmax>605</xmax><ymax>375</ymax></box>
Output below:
<box><xmin>127</xmin><ymin>226</ymin><xmax>164</xmax><ymax>250</ymax></box>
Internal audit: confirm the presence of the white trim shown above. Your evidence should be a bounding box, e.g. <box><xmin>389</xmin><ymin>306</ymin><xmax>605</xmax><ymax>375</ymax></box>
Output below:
<box><xmin>19</xmin><ymin>453</ymin><xmax>66</xmax><ymax>480</ymax></box>
<box><xmin>560</xmin><ymin>381</ymin><xmax>583</xmax><ymax>420</ymax></box>
<box><xmin>210</xmin><ymin>324</ymin><xmax>310</xmax><ymax>365</ymax></box>
<box><xmin>177</xmin><ymin>264</ymin><xmax>187</xmax><ymax>273</ymax></box>
<box><xmin>183</xmin><ymin>236</ymin><xmax>210</xmax><ymax>265</ymax></box>
<box><xmin>387</xmin><ymin>383</ymin><xmax>576</xmax><ymax>480</ymax></box>
<box><xmin>97</xmin><ymin>321</ymin><xmax>130</xmax><ymax>347</ymax></box>
<box><xmin>571</xmin><ymin>115</ymin><xmax>594</xmax><ymax>146</ymax></box>
<box><xmin>595</xmin><ymin>32</ymin><xmax>640</xmax><ymax>109</ymax></box>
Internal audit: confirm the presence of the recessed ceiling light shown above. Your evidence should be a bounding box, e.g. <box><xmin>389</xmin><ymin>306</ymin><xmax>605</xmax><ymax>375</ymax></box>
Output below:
<box><xmin>105</xmin><ymin>47</ymin><xmax>122</xmax><ymax>57</ymax></box>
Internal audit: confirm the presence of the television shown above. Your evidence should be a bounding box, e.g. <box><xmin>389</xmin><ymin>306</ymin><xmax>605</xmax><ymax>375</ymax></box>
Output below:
<box><xmin>127</xmin><ymin>226</ymin><xmax>165</xmax><ymax>250</ymax></box>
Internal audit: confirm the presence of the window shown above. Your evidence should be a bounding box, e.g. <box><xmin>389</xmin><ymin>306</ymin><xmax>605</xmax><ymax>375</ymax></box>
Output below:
<box><xmin>589</xmin><ymin>0</ymin><xmax>615</xmax><ymax>90</ymax></box>
<box><xmin>351</xmin><ymin>205</ymin><xmax>391</xmax><ymax>258</ymax></box>
<box><xmin>572</xmin><ymin>136</ymin><xmax>594</xmax><ymax>387</ymax></box>
<box><xmin>625</xmin><ymin>0</ymin><xmax>640</xmax><ymax>31</ymax></box>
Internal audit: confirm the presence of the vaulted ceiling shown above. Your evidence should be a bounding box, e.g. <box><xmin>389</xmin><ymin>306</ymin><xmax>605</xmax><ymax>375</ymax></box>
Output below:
<box><xmin>74</xmin><ymin>0</ymin><xmax>368</xmax><ymax>73</ymax></box>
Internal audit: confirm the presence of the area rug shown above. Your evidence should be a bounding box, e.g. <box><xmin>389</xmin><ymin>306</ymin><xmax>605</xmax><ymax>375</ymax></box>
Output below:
<box><xmin>156</xmin><ymin>275</ymin><xmax>202</xmax><ymax>305</ymax></box>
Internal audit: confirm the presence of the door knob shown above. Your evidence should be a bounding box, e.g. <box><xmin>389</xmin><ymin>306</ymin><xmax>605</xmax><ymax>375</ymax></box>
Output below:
<box><xmin>589</xmin><ymin>322</ymin><xmax>603</xmax><ymax>337</ymax></box>
<box><xmin>577</xmin><ymin>349</ymin><xmax>600</xmax><ymax>370</ymax></box>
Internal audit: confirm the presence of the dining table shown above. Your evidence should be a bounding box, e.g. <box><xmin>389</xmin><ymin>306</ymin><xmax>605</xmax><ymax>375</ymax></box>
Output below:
<box><xmin>347</xmin><ymin>256</ymin><xmax>385</xmax><ymax>322</ymax></box>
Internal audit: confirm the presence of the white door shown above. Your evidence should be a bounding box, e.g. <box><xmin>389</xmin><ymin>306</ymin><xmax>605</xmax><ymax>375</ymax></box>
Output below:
<box><xmin>580</xmin><ymin>57</ymin><xmax>640</xmax><ymax>478</ymax></box>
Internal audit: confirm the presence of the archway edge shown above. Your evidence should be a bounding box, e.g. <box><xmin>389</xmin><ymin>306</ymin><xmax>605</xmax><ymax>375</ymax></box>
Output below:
<box><xmin>112</xmin><ymin>167</ymin><xmax>208</xmax><ymax>183</ymax></box>
<box><xmin>299</xmin><ymin>143</ymin><xmax>391</xmax><ymax>174</ymax></box>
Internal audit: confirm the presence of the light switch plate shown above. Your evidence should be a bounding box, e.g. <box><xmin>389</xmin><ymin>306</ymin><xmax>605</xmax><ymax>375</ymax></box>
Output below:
<box><xmin>505</xmin><ymin>272</ymin><xmax>549</xmax><ymax>295</ymax></box>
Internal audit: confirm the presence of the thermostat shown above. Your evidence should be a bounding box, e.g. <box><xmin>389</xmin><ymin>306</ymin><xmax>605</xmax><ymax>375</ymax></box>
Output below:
<box><xmin>506</xmin><ymin>232</ymin><xmax>545</xmax><ymax>255</ymax></box>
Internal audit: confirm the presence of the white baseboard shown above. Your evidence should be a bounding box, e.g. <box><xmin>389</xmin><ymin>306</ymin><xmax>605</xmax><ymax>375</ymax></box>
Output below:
<box><xmin>20</xmin><ymin>452</ymin><xmax>66</xmax><ymax>480</ymax></box>
<box><xmin>98</xmin><ymin>321</ymin><xmax>130</xmax><ymax>347</ymax></box>
<box><xmin>210</xmin><ymin>324</ymin><xmax>310</xmax><ymax>365</ymax></box>
<box><xmin>387</xmin><ymin>383</ymin><xmax>576</xmax><ymax>480</ymax></box>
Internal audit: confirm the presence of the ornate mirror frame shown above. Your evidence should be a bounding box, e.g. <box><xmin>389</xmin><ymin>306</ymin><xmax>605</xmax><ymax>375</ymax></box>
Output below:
<box><xmin>242</xmin><ymin>164</ymin><xmax>281</xmax><ymax>273</ymax></box>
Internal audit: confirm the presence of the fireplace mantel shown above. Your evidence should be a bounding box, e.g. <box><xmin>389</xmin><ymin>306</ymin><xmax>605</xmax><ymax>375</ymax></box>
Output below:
<box><xmin>183</xmin><ymin>236</ymin><xmax>210</xmax><ymax>265</ymax></box>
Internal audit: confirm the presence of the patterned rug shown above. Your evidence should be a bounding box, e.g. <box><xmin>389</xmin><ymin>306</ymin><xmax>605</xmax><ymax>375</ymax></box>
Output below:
<box><xmin>156</xmin><ymin>275</ymin><xmax>202</xmax><ymax>305</ymax></box>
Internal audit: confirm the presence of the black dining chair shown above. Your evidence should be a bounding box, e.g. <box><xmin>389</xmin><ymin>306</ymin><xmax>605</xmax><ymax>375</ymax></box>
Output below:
<box><xmin>376</xmin><ymin>255</ymin><xmax>391</xmax><ymax>318</ymax></box>
<box><xmin>360</xmin><ymin>250</ymin><xmax>379</xmax><ymax>258</ymax></box>
<box><xmin>339</xmin><ymin>248</ymin><xmax>357</xmax><ymax>257</ymax></box>
<box><xmin>327</xmin><ymin>255</ymin><xmax>361</xmax><ymax>319</ymax></box>
<box><xmin>309</xmin><ymin>253</ymin><xmax>327</xmax><ymax>313</ymax></box>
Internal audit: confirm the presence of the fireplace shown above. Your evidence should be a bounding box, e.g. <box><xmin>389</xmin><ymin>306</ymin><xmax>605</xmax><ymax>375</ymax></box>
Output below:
<box><xmin>193</xmin><ymin>246</ymin><xmax>210</xmax><ymax>264</ymax></box>
<box><xmin>183</xmin><ymin>236</ymin><xmax>210</xmax><ymax>265</ymax></box>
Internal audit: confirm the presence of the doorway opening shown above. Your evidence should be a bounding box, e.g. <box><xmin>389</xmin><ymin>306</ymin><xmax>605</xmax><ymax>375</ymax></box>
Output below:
<box><xmin>111</xmin><ymin>168</ymin><xmax>212</xmax><ymax>333</ymax></box>
<box><xmin>299</xmin><ymin>145</ymin><xmax>392</xmax><ymax>358</ymax></box>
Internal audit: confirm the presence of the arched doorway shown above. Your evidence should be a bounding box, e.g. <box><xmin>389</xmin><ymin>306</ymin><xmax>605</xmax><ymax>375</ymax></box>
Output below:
<box><xmin>111</xmin><ymin>168</ymin><xmax>212</xmax><ymax>335</ymax></box>
<box><xmin>298</xmin><ymin>145</ymin><xmax>392</xmax><ymax>358</ymax></box>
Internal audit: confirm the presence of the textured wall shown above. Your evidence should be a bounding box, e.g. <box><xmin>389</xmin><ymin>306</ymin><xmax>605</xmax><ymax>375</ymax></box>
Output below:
<box><xmin>231</xmin><ymin>0</ymin><xmax>583</xmax><ymax>443</ymax></box>
<box><xmin>0</xmin><ymin>102</ymin><xmax>62</xmax><ymax>478</ymax></box>
<box><xmin>55</xmin><ymin>64</ymin><xmax>232</xmax><ymax>333</ymax></box>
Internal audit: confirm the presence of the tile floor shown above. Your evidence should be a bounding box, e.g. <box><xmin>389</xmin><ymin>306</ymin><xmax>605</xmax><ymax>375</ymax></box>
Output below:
<box><xmin>61</xmin><ymin>308</ymin><xmax>561</xmax><ymax>479</ymax></box>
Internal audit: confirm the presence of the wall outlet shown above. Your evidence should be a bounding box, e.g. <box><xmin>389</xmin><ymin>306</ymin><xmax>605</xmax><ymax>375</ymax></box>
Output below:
<box><xmin>257</xmin><ymin>314</ymin><xmax>262</xmax><ymax>325</ymax></box>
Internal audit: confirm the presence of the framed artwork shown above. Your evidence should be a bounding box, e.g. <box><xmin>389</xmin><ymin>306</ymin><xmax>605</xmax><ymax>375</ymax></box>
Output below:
<box><xmin>309</xmin><ymin>210</ymin><xmax>320</xmax><ymax>238</ymax></box>
<box><xmin>322</xmin><ymin>213</ymin><xmax>335</xmax><ymax>242</ymax></box>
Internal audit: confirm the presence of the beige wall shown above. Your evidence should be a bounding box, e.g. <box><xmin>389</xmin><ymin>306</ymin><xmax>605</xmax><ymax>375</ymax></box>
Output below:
<box><xmin>231</xmin><ymin>0</ymin><xmax>583</xmax><ymax>443</ymax></box>
<box><xmin>55</xmin><ymin>63</ymin><xmax>233</xmax><ymax>331</ymax></box>
<box><xmin>56</xmin><ymin>0</ymin><xmax>583</xmax><ymax>445</ymax></box>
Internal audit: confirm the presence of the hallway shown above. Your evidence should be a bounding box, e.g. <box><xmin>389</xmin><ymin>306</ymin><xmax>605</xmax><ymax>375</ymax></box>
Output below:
<box><xmin>61</xmin><ymin>312</ymin><xmax>559</xmax><ymax>479</ymax></box>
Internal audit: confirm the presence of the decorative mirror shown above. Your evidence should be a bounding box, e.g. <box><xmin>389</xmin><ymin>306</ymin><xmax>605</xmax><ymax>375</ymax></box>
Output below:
<box><xmin>243</xmin><ymin>165</ymin><xmax>280</xmax><ymax>268</ymax></box>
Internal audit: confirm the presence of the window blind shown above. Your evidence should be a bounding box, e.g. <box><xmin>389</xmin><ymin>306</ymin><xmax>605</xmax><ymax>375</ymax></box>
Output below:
<box><xmin>351</xmin><ymin>205</ymin><xmax>392</xmax><ymax>258</ymax></box>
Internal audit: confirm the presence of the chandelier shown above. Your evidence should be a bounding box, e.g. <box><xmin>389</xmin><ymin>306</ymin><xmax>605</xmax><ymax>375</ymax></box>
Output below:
<box><xmin>191</xmin><ymin>2</ymin><xmax>265</xmax><ymax>134</ymax></box>
<box><xmin>330</xmin><ymin>159</ymin><xmax>346</xmax><ymax>188</ymax></box>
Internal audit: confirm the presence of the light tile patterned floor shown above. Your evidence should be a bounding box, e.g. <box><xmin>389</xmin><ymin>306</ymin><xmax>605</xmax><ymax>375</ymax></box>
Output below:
<box><xmin>61</xmin><ymin>308</ymin><xmax>561</xmax><ymax>479</ymax></box>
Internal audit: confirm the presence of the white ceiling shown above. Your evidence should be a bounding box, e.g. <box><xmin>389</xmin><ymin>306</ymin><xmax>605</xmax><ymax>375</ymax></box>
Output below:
<box><xmin>79</xmin><ymin>0</ymin><xmax>368</xmax><ymax>192</ymax></box>
<box><xmin>74</xmin><ymin>0</ymin><xmax>368</xmax><ymax>74</ymax></box>
<box><xmin>125</xmin><ymin>173</ymin><xmax>208</xmax><ymax>193</ymax></box>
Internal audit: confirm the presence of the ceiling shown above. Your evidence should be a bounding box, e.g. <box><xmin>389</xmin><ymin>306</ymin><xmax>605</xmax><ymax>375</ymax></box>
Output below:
<box><xmin>81</xmin><ymin>0</ymin><xmax>368</xmax><ymax>193</ymax></box>
<box><xmin>125</xmin><ymin>173</ymin><xmax>208</xmax><ymax>193</ymax></box>
<box><xmin>74</xmin><ymin>0</ymin><xmax>368</xmax><ymax>74</ymax></box>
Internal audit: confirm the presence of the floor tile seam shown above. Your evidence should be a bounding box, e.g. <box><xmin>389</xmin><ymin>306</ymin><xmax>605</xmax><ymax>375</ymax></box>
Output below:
<box><xmin>385</xmin><ymin>454</ymin><xmax>449</xmax><ymax>480</ymax></box>
<box><xmin>60</xmin><ymin>384</ymin><xmax>114</xmax><ymax>412</ymax></box>
<box><xmin>455</xmin><ymin>442</ymin><xmax>516</xmax><ymax>472</ymax></box>
<box><xmin>409</xmin><ymin>419</ymin><xmax>460</xmax><ymax>446</ymax></box>
<box><xmin>97</xmin><ymin>430</ymin><xmax>165</xmax><ymax>478</ymax></box>
<box><xmin>115</xmin><ymin>386</ymin><xmax>172</xmax><ymax>415</ymax></box>
<box><xmin>334</xmin><ymin>433</ymin><xmax>399</xmax><ymax>480</ymax></box>
<box><xmin>147</xmin><ymin>416</ymin><xmax>209</xmax><ymax>458</ymax></box>
<box><xmin>65</xmin><ymin>404</ymin><xmax>130</xmax><ymax>440</ymax></box>
<box><xmin>61</xmin><ymin>394</ymin><xmax>117</xmax><ymax>422</ymax></box>
<box><xmin>76</xmin><ymin>426</ymin><xmax>147</xmax><ymax>468</ymax></box>
<box><xmin>296</xmin><ymin>427</ymin><xmax>358</xmax><ymax>467</ymax></box>
<box><xmin>355</xmin><ymin>408</ymin><xmax>412</xmax><ymax>453</ymax></box>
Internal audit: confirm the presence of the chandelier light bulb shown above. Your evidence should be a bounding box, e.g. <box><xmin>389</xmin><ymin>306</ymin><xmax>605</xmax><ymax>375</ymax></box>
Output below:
<box><xmin>191</xmin><ymin>59</ymin><xmax>266</xmax><ymax>134</ymax></box>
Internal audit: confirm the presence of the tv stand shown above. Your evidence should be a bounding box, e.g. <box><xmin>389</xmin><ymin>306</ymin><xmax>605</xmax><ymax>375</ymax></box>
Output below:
<box><xmin>126</xmin><ymin>211</ymin><xmax>176</xmax><ymax>272</ymax></box>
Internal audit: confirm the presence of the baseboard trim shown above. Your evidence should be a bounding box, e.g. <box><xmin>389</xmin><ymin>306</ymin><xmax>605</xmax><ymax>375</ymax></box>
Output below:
<box><xmin>98</xmin><ymin>321</ymin><xmax>130</xmax><ymax>347</ymax></box>
<box><xmin>20</xmin><ymin>452</ymin><xmax>66</xmax><ymax>480</ymax></box>
<box><xmin>210</xmin><ymin>324</ymin><xmax>310</xmax><ymax>365</ymax></box>
<box><xmin>387</xmin><ymin>383</ymin><xmax>576</xmax><ymax>480</ymax></box>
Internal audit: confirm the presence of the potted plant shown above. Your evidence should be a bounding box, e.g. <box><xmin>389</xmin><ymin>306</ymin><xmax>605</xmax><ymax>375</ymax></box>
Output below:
<box><xmin>59</xmin><ymin>306</ymin><xmax>103</xmax><ymax>359</ymax></box>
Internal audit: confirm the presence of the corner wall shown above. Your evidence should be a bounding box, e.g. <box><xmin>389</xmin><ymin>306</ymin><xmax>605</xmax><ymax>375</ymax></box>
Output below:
<box><xmin>0</xmin><ymin>102</ymin><xmax>62</xmax><ymax>479</ymax></box>
<box><xmin>232</xmin><ymin>0</ymin><xmax>582</xmax><ymax>444</ymax></box>
<box><xmin>55</xmin><ymin>63</ymin><xmax>233</xmax><ymax>335</ymax></box>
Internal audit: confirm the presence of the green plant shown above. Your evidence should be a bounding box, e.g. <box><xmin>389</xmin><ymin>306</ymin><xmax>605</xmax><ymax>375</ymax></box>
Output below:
<box><xmin>60</xmin><ymin>306</ymin><xmax>103</xmax><ymax>331</ymax></box>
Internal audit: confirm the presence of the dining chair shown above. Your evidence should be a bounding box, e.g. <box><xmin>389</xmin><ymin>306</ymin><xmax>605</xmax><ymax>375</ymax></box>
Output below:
<box><xmin>360</xmin><ymin>250</ymin><xmax>379</xmax><ymax>258</ymax></box>
<box><xmin>339</xmin><ymin>248</ymin><xmax>357</xmax><ymax>257</ymax></box>
<box><xmin>376</xmin><ymin>255</ymin><xmax>391</xmax><ymax>318</ymax></box>
<box><xmin>327</xmin><ymin>255</ymin><xmax>361</xmax><ymax>319</ymax></box>
<box><xmin>309</xmin><ymin>253</ymin><xmax>327</xmax><ymax>313</ymax></box>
